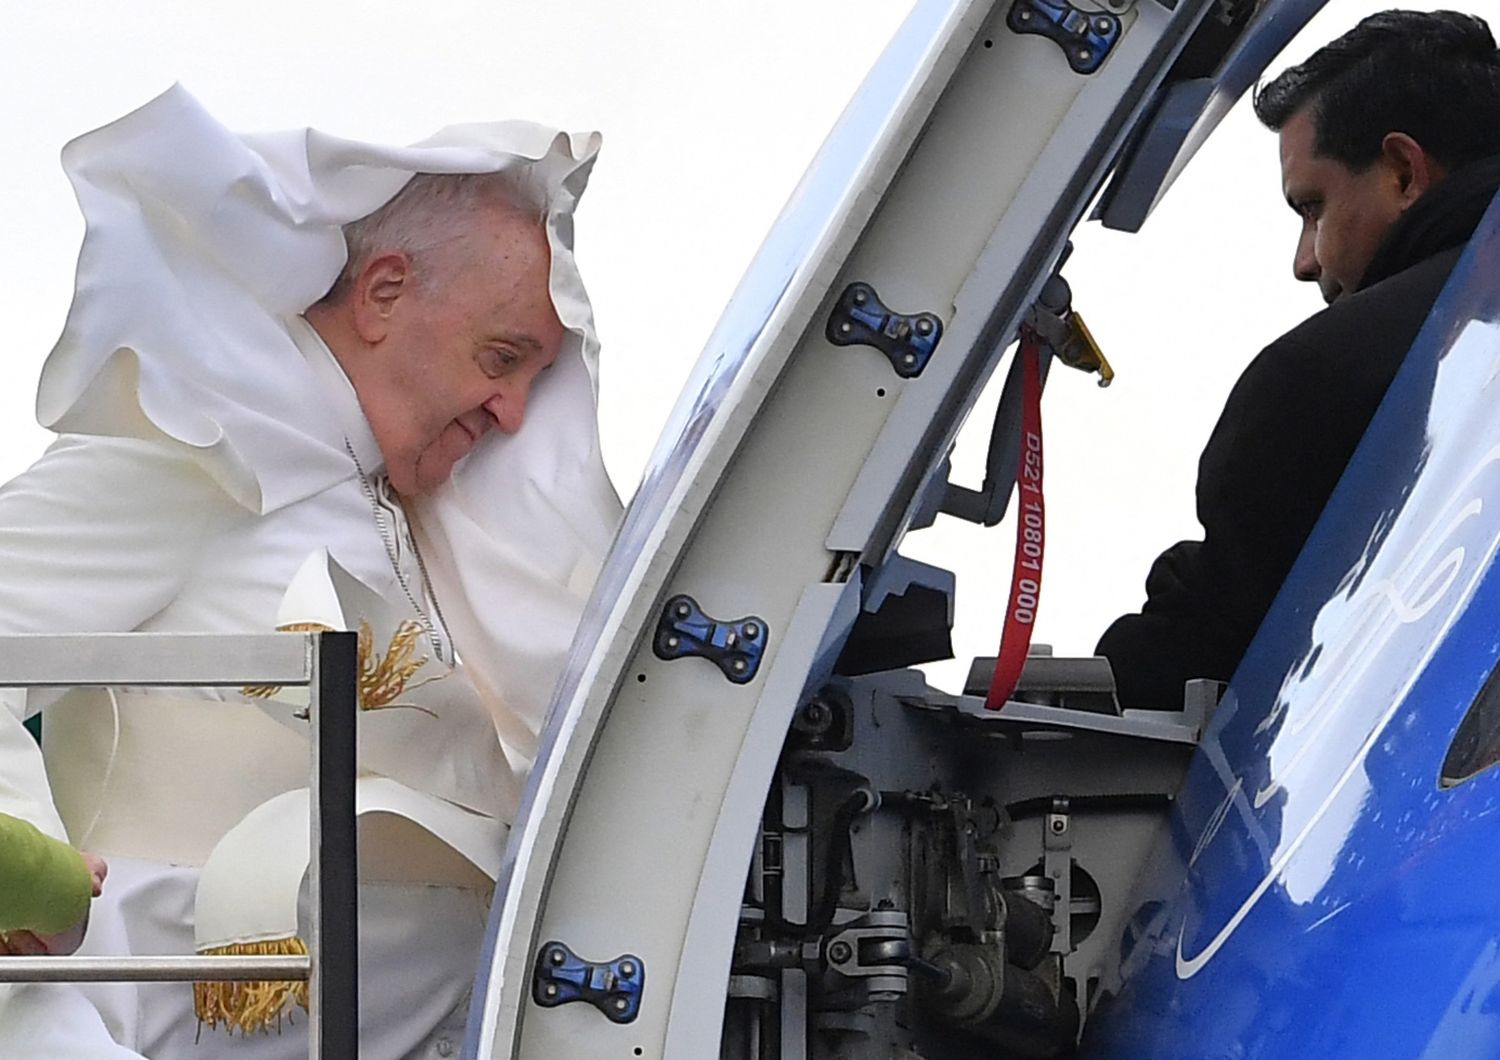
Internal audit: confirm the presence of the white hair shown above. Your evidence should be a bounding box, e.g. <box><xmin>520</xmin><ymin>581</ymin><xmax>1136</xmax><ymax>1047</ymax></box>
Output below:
<box><xmin>319</xmin><ymin>170</ymin><xmax>546</xmax><ymax>304</ymax></box>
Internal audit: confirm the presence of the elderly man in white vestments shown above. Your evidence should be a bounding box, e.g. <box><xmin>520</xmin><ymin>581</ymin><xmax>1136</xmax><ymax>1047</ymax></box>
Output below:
<box><xmin>0</xmin><ymin>86</ymin><xmax>621</xmax><ymax>1058</ymax></box>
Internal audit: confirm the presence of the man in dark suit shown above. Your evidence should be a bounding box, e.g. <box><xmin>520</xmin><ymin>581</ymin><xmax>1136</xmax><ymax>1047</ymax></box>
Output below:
<box><xmin>1099</xmin><ymin>9</ymin><xmax>1500</xmax><ymax>708</ymax></box>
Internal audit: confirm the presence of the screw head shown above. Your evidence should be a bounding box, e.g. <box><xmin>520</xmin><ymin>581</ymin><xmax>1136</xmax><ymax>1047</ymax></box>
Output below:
<box><xmin>675</xmin><ymin>603</ymin><xmax>691</xmax><ymax>618</ymax></box>
<box><xmin>903</xmin><ymin>353</ymin><xmax>918</xmax><ymax>366</ymax></box>
<box><xmin>666</xmin><ymin>636</ymin><xmax>680</xmax><ymax>650</ymax></box>
<box><xmin>743</xmin><ymin>622</ymin><xmax>760</xmax><ymax>640</ymax></box>
<box><xmin>732</xmin><ymin>659</ymin><xmax>748</xmax><ymax>673</ymax></box>
<box><xmin>544</xmin><ymin>984</ymin><xmax>560</xmax><ymax>999</ymax></box>
<box><xmin>828</xmin><ymin>941</ymin><xmax>853</xmax><ymax>964</ymax></box>
<box><xmin>794</xmin><ymin>698</ymin><xmax>834</xmax><ymax>737</ymax></box>
<box><xmin>839</xmin><ymin>322</ymin><xmax>853</xmax><ymax>335</ymax></box>
<box><xmin>916</xmin><ymin>318</ymin><xmax>933</xmax><ymax>335</ymax></box>
<box><xmin>1078</xmin><ymin>49</ymin><xmax>1092</xmax><ymax>62</ymax></box>
<box><xmin>549</xmin><ymin>948</ymin><xmax>567</xmax><ymax>965</ymax></box>
<box><xmin>613</xmin><ymin>997</ymin><xmax>629</xmax><ymax>1012</ymax></box>
<box><xmin>853</xmin><ymin>290</ymin><xmax>868</xmax><ymax>305</ymax></box>
<box><xmin>1095</xmin><ymin>15</ymin><xmax>1112</xmax><ymax>31</ymax></box>
<box><xmin>1019</xmin><ymin>9</ymin><xmax>1032</xmax><ymax>19</ymax></box>
<box><xmin>619</xmin><ymin>960</ymin><xmax>636</xmax><ymax>978</ymax></box>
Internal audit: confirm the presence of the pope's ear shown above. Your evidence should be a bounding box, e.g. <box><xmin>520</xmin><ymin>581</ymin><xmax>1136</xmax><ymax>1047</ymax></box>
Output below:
<box><xmin>350</xmin><ymin>252</ymin><xmax>412</xmax><ymax>343</ymax></box>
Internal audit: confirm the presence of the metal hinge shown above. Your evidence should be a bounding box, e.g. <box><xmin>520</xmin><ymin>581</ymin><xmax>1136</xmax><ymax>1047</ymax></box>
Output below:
<box><xmin>826</xmin><ymin>282</ymin><xmax>943</xmax><ymax>378</ymax></box>
<box><xmin>653</xmin><ymin>594</ymin><xmax>768</xmax><ymax>684</ymax></box>
<box><xmin>532</xmin><ymin>941</ymin><xmax>644</xmax><ymax>1024</ymax></box>
<box><xmin>1009</xmin><ymin>0</ymin><xmax>1122</xmax><ymax>75</ymax></box>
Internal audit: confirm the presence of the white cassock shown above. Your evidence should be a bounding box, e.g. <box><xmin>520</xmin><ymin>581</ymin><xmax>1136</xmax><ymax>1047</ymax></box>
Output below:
<box><xmin>0</xmin><ymin>87</ymin><xmax>622</xmax><ymax>1058</ymax></box>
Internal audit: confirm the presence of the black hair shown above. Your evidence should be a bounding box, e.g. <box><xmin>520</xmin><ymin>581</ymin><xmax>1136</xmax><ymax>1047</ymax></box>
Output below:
<box><xmin>1253</xmin><ymin>9</ymin><xmax>1500</xmax><ymax>171</ymax></box>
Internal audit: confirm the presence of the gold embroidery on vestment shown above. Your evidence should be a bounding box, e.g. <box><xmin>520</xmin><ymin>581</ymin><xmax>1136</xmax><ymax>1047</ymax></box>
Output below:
<box><xmin>357</xmin><ymin>618</ymin><xmax>441</xmax><ymax>716</ymax></box>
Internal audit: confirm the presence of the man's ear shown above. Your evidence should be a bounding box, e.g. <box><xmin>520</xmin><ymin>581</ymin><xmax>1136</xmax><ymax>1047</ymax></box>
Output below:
<box><xmin>351</xmin><ymin>252</ymin><xmax>413</xmax><ymax>343</ymax></box>
<box><xmin>1381</xmin><ymin>132</ymin><xmax>1445</xmax><ymax>209</ymax></box>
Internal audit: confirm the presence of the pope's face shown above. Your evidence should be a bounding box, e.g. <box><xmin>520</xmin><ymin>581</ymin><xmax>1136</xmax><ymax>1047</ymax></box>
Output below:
<box><xmin>1279</xmin><ymin>107</ymin><xmax>1407</xmax><ymax>304</ymax></box>
<box><xmin>354</xmin><ymin>207</ymin><xmax>564</xmax><ymax>496</ymax></box>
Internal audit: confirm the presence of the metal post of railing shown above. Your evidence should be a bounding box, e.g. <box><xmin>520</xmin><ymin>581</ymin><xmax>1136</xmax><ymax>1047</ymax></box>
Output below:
<box><xmin>0</xmin><ymin>631</ymin><xmax>360</xmax><ymax>1060</ymax></box>
<box><xmin>309</xmin><ymin>631</ymin><xmax>359</xmax><ymax>1060</ymax></box>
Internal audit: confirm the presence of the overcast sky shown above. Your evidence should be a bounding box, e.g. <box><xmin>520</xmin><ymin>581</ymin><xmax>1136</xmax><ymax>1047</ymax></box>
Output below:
<box><xmin>2</xmin><ymin>0</ymin><xmax>1457</xmax><ymax>691</ymax></box>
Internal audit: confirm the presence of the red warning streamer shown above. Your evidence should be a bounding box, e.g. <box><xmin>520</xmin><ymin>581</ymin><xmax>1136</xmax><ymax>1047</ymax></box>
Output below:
<box><xmin>985</xmin><ymin>328</ymin><xmax>1045</xmax><ymax>710</ymax></box>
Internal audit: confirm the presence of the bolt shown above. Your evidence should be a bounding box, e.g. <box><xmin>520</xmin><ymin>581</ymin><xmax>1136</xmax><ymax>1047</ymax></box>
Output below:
<box><xmin>840</xmin><ymin>322</ymin><xmax>853</xmax><ymax>335</ymax></box>
<box><xmin>614</xmin><ymin>997</ymin><xmax>630</xmax><ymax>1012</ymax></box>
<box><xmin>544</xmin><ymin>984</ymin><xmax>560</xmax><ymax>999</ymax></box>
<box><xmin>743</xmin><ymin>622</ymin><xmax>759</xmax><ymax>640</ymax></box>
<box><xmin>549</xmin><ymin>948</ymin><xmax>567</xmax><ymax>966</ymax></box>
<box><xmin>903</xmin><ymin>353</ymin><xmax>918</xmax><ymax>366</ymax></box>
<box><xmin>916</xmin><ymin>318</ymin><xmax>933</xmax><ymax>335</ymax></box>
<box><xmin>1078</xmin><ymin>49</ymin><xmax>1092</xmax><ymax>62</ymax></box>
<box><xmin>1095</xmin><ymin>16</ymin><xmax>1112</xmax><ymax>31</ymax></box>
<box><xmin>853</xmin><ymin>289</ymin><xmax>868</xmax><ymax>305</ymax></box>
<box><xmin>732</xmin><ymin>659</ymin><xmax>748</xmax><ymax>673</ymax></box>
<box><xmin>1050</xmin><ymin>817</ymin><xmax>1067</xmax><ymax>833</ymax></box>
<box><xmin>676</xmin><ymin>603</ymin><xmax>691</xmax><ymax>618</ymax></box>
<box><xmin>828</xmin><ymin>941</ymin><xmax>854</xmax><ymax>964</ymax></box>
<box><xmin>801</xmin><ymin>699</ymin><xmax>833</xmax><ymax>729</ymax></box>
<box><xmin>620</xmin><ymin>961</ymin><xmax>636</xmax><ymax>978</ymax></box>
<box><xmin>666</xmin><ymin>636</ymin><xmax>680</xmax><ymax>650</ymax></box>
<box><xmin>1020</xmin><ymin>8</ymin><xmax>1032</xmax><ymax>19</ymax></box>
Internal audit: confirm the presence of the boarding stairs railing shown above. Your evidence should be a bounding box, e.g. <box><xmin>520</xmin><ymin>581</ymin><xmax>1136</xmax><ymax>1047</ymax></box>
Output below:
<box><xmin>0</xmin><ymin>632</ymin><xmax>359</xmax><ymax>1059</ymax></box>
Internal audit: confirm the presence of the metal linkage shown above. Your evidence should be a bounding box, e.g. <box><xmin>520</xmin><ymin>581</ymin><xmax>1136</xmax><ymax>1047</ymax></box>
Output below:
<box><xmin>1042</xmin><ymin>798</ymin><xmax>1075</xmax><ymax>954</ymax></box>
<box><xmin>1030</xmin><ymin>273</ymin><xmax>1113</xmax><ymax>387</ymax></box>
<box><xmin>0</xmin><ymin>631</ymin><xmax>359</xmax><ymax>1060</ymax></box>
<box><xmin>532</xmin><ymin>941</ymin><xmax>645</xmax><ymax>1023</ymax></box>
<box><xmin>825</xmin><ymin>282</ymin><xmax>944</xmax><ymax>378</ymax></box>
<box><xmin>654</xmin><ymin>594</ymin><xmax>768</xmax><ymax>684</ymax></box>
<box><xmin>822</xmin><ymin>911</ymin><xmax>912</xmax><ymax>1001</ymax></box>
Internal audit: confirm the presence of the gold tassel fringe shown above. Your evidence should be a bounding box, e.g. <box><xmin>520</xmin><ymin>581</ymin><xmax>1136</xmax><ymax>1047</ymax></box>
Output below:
<box><xmin>194</xmin><ymin>937</ymin><xmax>310</xmax><ymax>1035</ymax></box>
<box><xmin>243</xmin><ymin>618</ymin><xmax>439</xmax><ymax>714</ymax></box>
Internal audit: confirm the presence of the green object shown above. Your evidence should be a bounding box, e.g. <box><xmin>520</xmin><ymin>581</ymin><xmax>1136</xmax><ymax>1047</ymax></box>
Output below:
<box><xmin>23</xmin><ymin>714</ymin><xmax>40</xmax><ymax>743</ymax></box>
<box><xmin>0</xmin><ymin>813</ymin><xmax>91</xmax><ymax>935</ymax></box>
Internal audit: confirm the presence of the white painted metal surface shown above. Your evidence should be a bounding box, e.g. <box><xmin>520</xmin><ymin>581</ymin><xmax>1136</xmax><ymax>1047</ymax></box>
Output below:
<box><xmin>469</xmin><ymin>0</ymin><xmax>1213</xmax><ymax>1054</ymax></box>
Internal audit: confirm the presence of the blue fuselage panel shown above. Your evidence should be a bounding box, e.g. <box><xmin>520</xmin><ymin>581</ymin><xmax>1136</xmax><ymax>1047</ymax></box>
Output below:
<box><xmin>1087</xmin><ymin>194</ymin><xmax>1500</xmax><ymax>1057</ymax></box>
